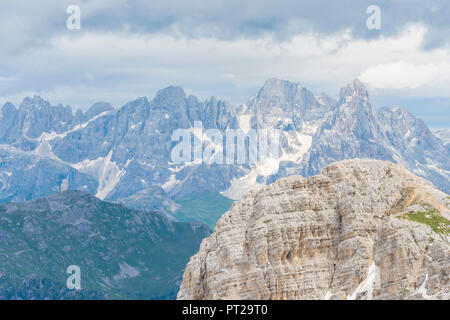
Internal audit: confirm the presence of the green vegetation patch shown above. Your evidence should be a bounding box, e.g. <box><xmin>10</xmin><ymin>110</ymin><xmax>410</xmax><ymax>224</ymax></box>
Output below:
<box><xmin>401</xmin><ymin>202</ymin><xmax>450</xmax><ymax>235</ymax></box>
<box><xmin>445</xmin><ymin>196</ymin><xmax>450</xmax><ymax>208</ymax></box>
<box><xmin>174</xmin><ymin>192</ymin><xmax>234</xmax><ymax>229</ymax></box>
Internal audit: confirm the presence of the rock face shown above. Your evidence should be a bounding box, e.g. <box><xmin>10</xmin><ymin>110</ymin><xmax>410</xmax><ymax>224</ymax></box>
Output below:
<box><xmin>435</xmin><ymin>129</ymin><xmax>450</xmax><ymax>154</ymax></box>
<box><xmin>177</xmin><ymin>159</ymin><xmax>449</xmax><ymax>300</ymax></box>
<box><xmin>0</xmin><ymin>145</ymin><xmax>98</xmax><ymax>203</ymax></box>
<box><xmin>435</xmin><ymin>129</ymin><xmax>450</xmax><ymax>146</ymax></box>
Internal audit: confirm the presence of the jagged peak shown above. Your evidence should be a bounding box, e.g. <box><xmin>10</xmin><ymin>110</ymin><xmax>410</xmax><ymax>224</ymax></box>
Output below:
<box><xmin>378</xmin><ymin>106</ymin><xmax>415</xmax><ymax>121</ymax></box>
<box><xmin>253</xmin><ymin>78</ymin><xmax>313</xmax><ymax>106</ymax></box>
<box><xmin>339</xmin><ymin>79</ymin><xmax>369</xmax><ymax>100</ymax></box>
<box><xmin>316</xmin><ymin>93</ymin><xmax>337</xmax><ymax>107</ymax></box>
<box><xmin>86</xmin><ymin>102</ymin><xmax>114</xmax><ymax>119</ymax></box>
<box><xmin>1</xmin><ymin>101</ymin><xmax>16</xmax><ymax>113</ymax></box>
<box><xmin>392</xmin><ymin>106</ymin><xmax>411</xmax><ymax>116</ymax></box>
<box><xmin>187</xmin><ymin>94</ymin><xmax>200</xmax><ymax>105</ymax></box>
<box><xmin>260</xmin><ymin>78</ymin><xmax>304</xmax><ymax>93</ymax></box>
<box><xmin>117</xmin><ymin>96</ymin><xmax>150</xmax><ymax>115</ymax></box>
<box><xmin>18</xmin><ymin>95</ymin><xmax>74</xmax><ymax>114</ymax></box>
<box><xmin>20</xmin><ymin>95</ymin><xmax>50</xmax><ymax>108</ymax></box>
<box><xmin>263</xmin><ymin>77</ymin><xmax>301</xmax><ymax>85</ymax></box>
<box><xmin>124</xmin><ymin>96</ymin><xmax>149</xmax><ymax>106</ymax></box>
<box><xmin>207</xmin><ymin>95</ymin><xmax>218</xmax><ymax>104</ymax></box>
<box><xmin>153</xmin><ymin>86</ymin><xmax>188</xmax><ymax>110</ymax></box>
<box><xmin>155</xmin><ymin>85</ymin><xmax>187</xmax><ymax>100</ymax></box>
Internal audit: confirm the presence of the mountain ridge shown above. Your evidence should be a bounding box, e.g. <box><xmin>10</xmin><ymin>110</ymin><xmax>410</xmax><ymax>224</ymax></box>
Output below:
<box><xmin>0</xmin><ymin>189</ymin><xmax>210</xmax><ymax>299</ymax></box>
<box><xmin>0</xmin><ymin>79</ymin><xmax>448</xmax><ymax>227</ymax></box>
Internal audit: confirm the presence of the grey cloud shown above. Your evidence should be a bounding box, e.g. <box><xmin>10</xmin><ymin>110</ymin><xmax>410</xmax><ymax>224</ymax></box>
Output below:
<box><xmin>0</xmin><ymin>0</ymin><xmax>449</xmax><ymax>130</ymax></box>
<box><xmin>1</xmin><ymin>0</ymin><xmax>450</xmax><ymax>54</ymax></box>
<box><xmin>71</xmin><ymin>0</ymin><xmax>450</xmax><ymax>49</ymax></box>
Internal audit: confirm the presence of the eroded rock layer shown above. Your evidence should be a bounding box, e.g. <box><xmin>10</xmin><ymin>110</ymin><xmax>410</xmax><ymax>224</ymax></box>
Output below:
<box><xmin>178</xmin><ymin>159</ymin><xmax>449</xmax><ymax>300</ymax></box>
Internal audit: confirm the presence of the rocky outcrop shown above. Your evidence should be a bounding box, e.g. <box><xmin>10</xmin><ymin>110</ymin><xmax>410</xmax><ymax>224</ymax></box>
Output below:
<box><xmin>177</xmin><ymin>159</ymin><xmax>449</xmax><ymax>300</ymax></box>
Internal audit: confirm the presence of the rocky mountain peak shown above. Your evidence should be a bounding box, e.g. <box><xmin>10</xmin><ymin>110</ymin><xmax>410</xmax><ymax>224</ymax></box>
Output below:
<box><xmin>19</xmin><ymin>95</ymin><xmax>51</xmax><ymax>110</ymax></box>
<box><xmin>153</xmin><ymin>86</ymin><xmax>187</xmax><ymax>109</ymax></box>
<box><xmin>338</xmin><ymin>79</ymin><xmax>369</xmax><ymax>104</ymax></box>
<box><xmin>178</xmin><ymin>159</ymin><xmax>450</xmax><ymax>300</ymax></box>
<box><xmin>118</xmin><ymin>96</ymin><xmax>149</xmax><ymax>114</ymax></box>
<box><xmin>242</xmin><ymin>78</ymin><xmax>327</xmax><ymax>129</ymax></box>
<box><xmin>316</xmin><ymin>93</ymin><xmax>337</xmax><ymax>107</ymax></box>
<box><xmin>255</xmin><ymin>78</ymin><xmax>305</xmax><ymax>106</ymax></box>
<box><xmin>434</xmin><ymin>129</ymin><xmax>450</xmax><ymax>146</ymax></box>
<box><xmin>0</xmin><ymin>102</ymin><xmax>16</xmax><ymax>117</ymax></box>
<box><xmin>85</xmin><ymin>102</ymin><xmax>114</xmax><ymax>119</ymax></box>
<box><xmin>261</xmin><ymin>77</ymin><xmax>303</xmax><ymax>90</ymax></box>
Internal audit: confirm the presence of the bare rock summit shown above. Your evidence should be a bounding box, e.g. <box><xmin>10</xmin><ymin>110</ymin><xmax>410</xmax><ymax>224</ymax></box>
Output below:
<box><xmin>178</xmin><ymin>159</ymin><xmax>449</xmax><ymax>300</ymax></box>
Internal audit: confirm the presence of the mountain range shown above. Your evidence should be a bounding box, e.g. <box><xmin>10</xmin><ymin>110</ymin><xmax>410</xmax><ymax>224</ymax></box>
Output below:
<box><xmin>0</xmin><ymin>79</ymin><xmax>448</xmax><ymax>227</ymax></box>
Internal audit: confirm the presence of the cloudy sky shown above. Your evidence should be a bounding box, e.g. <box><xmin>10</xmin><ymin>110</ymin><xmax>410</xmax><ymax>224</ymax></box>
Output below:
<box><xmin>0</xmin><ymin>0</ymin><xmax>449</xmax><ymax>128</ymax></box>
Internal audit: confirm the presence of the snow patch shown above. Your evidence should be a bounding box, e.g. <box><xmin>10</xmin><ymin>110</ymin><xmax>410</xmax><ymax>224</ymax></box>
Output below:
<box><xmin>33</xmin><ymin>139</ymin><xmax>63</xmax><ymax>162</ymax></box>
<box><xmin>60</xmin><ymin>177</ymin><xmax>69</xmax><ymax>192</ymax></box>
<box><xmin>162</xmin><ymin>174</ymin><xmax>178</xmax><ymax>192</ymax></box>
<box><xmin>347</xmin><ymin>261</ymin><xmax>380</xmax><ymax>300</ymax></box>
<box><xmin>221</xmin><ymin>170</ymin><xmax>262</xmax><ymax>200</ymax></box>
<box><xmin>417</xmin><ymin>273</ymin><xmax>438</xmax><ymax>299</ymax></box>
<box><xmin>280</xmin><ymin>132</ymin><xmax>312</xmax><ymax>163</ymax></box>
<box><xmin>238</xmin><ymin>114</ymin><xmax>253</xmax><ymax>133</ymax></box>
<box><xmin>113</xmin><ymin>262</ymin><xmax>140</xmax><ymax>281</ymax></box>
<box><xmin>72</xmin><ymin>151</ymin><xmax>129</xmax><ymax>200</ymax></box>
<box><xmin>36</xmin><ymin>110</ymin><xmax>113</xmax><ymax>142</ymax></box>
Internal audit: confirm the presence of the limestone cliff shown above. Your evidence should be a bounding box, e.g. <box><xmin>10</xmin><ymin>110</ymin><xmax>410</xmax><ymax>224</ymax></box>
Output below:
<box><xmin>177</xmin><ymin>159</ymin><xmax>449</xmax><ymax>300</ymax></box>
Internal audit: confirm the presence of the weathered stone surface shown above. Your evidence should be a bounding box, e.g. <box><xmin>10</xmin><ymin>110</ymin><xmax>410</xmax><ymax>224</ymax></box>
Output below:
<box><xmin>177</xmin><ymin>159</ymin><xmax>449</xmax><ymax>300</ymax></box>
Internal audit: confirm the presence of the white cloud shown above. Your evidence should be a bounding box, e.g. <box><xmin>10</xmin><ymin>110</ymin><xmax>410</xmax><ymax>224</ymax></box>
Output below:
<box><xmin>1</xmin><ymin>23</ymin><xmax>450</xmax><ymax>112</ymax></box>
<box><xmin>360</xmin><ymin>61</ymin><xmax>450</xmax><ymax>89</ymax></box>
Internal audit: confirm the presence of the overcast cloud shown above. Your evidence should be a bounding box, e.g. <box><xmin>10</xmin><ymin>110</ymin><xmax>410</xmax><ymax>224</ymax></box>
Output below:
<box><xmin>0</xmin><ymin>0</ymin><xmax>449</xmax><ymax>128</ymax></box>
